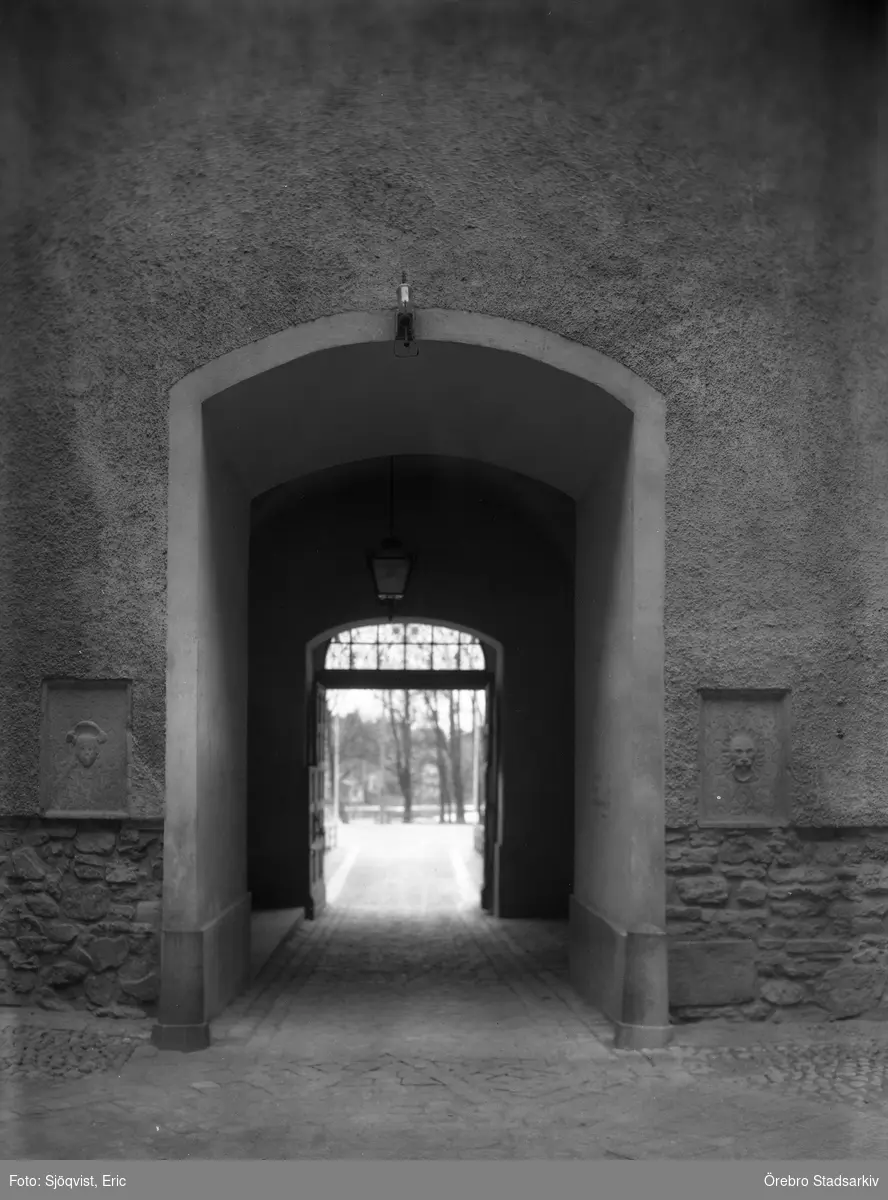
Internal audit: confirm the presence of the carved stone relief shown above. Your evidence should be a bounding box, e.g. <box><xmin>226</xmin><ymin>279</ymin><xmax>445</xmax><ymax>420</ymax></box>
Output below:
<box><xmin>698</xmin><ymin>688</ymin><xmax>790</xmax><ymax>826</ymax></box>
<box><xmin>41</xmin><ymin>680</ymin><xmax>131</xmax><ymax>816</ymax></box>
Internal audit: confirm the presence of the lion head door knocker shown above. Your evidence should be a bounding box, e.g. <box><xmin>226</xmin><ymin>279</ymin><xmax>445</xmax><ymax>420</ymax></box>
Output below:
<box><xmin>727</xmin><ymin>730</ymin><xmax>758</xmax><ymax>784</ymax></box>
<box><xmin>66</xmin><ymin>720</ymin><xmax>108</xmax><ymax>769</ymax></box>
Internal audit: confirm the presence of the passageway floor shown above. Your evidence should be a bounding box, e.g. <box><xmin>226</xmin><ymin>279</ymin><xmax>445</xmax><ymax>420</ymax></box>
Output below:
<box><xmin>3</xmin><ymin>825</ymin><xmax>888</xmax><ymax>1160</ymax></box>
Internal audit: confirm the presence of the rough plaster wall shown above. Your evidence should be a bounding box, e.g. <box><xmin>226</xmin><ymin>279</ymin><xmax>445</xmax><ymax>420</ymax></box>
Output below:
<box><xmin>2</xmin><ymin>0</ymin><xmax>885</xmax><ymax>822</ymax></box>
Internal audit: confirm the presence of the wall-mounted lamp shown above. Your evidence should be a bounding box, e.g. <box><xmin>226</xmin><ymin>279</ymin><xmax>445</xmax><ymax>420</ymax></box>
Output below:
<box><xmin>394</xmin><ymin>272</ymin><xmax>418</xmax><ymax>358</ymax></box>
<box><xmin>368</xmin><ymin>457</ymin><xmax>415</xmax><ymax>614</ymax></box>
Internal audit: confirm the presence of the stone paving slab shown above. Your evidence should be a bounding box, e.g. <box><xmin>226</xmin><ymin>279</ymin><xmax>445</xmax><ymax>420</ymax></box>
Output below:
<box><xmin>4</xmin><ymin>826</ymin><xmax>888</xmax><ymax>1159</ymax></box>
<box><xmin>4</xmin><ymin>1049</ymin><xmax>888</xmax><ymax>1159</ymax></box>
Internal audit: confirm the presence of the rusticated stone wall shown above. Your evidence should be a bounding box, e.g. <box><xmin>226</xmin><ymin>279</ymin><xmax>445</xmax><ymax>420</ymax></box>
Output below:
<box><xmin>667</xmin><ymin>826</ymin><xmax>888</xmax><ymax>1023</ymax></box>
<box><xmin>0</xmin><ymin>818</ymin><xmax>162</xmax><ymax>1017</ymax></box>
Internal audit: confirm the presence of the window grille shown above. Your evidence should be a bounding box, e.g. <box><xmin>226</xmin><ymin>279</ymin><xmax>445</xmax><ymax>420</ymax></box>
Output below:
<box><xmin>324</xmin><ymin>623</ymin><xmax>485</xmax><ymax>672</ymax></box>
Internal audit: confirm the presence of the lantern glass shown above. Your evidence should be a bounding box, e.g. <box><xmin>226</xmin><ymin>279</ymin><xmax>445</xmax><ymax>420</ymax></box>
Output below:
<box><xmin>369</xmin><ymin>539</ymin><xmax>413</xmax><ymax>601</ymax></box>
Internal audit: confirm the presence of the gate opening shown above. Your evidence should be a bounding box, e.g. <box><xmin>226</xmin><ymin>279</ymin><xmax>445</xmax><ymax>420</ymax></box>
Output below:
<box><xmin>159</xmin><ymin>314</ymin><xmax>669</xmax><ymax>1052</ymax></box>
<box><xmin>307</xmin><ymin>621</ymin><xmax>498</xmax><ymax>918</ymax></box>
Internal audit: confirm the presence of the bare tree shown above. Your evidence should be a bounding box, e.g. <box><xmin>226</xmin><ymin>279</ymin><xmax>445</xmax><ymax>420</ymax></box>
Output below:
<box><xmin>422</xmin><ymin>690</ymin><xmax>452</xmax><ymax>823</ymax></box>
<box><xmin>448</xmin><ymin>691</ymin><xmax>466</xmax><ymax>824</ymax></box>
<box><xmin>383</xmin><ymin>689</ymin><xmax>414</xmax><ymax>823</ymax></box>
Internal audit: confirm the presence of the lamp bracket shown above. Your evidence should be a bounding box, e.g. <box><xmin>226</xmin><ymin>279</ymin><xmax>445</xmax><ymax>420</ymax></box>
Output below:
<box><xmin>394</xmin><ymin>272</ymin><xmax>418</xmax><ymax>358</ymax></box>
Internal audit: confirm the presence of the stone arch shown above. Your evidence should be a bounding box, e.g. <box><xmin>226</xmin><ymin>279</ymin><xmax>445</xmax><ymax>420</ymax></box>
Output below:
<box><xmin>157</xmin><ymin>309</ymin><xmax>668</xmax><ymax>1052</ymax></box>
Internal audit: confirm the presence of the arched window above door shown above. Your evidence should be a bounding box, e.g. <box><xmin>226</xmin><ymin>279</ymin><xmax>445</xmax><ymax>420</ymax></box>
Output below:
<box><xmin>324</xmin><ymin>622</ymin><xmax>486</xmax><ymax>672</ymax></box>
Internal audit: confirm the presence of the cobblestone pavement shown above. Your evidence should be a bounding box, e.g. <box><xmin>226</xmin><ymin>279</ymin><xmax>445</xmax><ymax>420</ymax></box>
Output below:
<box><xmin>653</xmin><ymin>1036</ymin><xmax>888</xmax><ymax>1108</ymax></box>
<box><xmin>0</xmin><ymin>1017</ymin><xmax>148</xmax><ymax>1081</ymax></box>
<box><xmin>3</xmin><ymin>824</ymin><xmax>888</xmax><ymax>1160</ymax></box>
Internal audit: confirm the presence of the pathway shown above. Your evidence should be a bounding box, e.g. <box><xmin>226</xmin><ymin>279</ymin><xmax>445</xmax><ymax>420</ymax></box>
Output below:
<box><xmin>3</xmin><ymin>824</ymin><xmax>888</xmax><ymax>1159</ymax></box>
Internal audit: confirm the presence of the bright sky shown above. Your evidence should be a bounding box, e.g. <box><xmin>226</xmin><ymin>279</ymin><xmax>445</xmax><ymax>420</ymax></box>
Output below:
<box><xmin>328</xmin><ymin>688</ymin><xmax>484</xmax><ymax>733</ymax></box>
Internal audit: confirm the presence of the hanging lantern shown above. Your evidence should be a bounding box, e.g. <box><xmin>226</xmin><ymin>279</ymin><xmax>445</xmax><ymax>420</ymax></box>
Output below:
<box><xmin>368</xmin><ymin>536</ymin><xmax>414</xmax><ymax>603</ymax></box>
<box><xmin>368</xmin><ymin>457</ymin><xmax>415</xmax><ymax>607</ymax></box>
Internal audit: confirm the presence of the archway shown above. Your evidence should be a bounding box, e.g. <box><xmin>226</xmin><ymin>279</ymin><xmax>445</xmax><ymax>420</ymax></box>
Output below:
<box><xmin>247</xmin><ymin>453</ymin><xmax>570</xmax><ymax>925</ymax></box>
<box><xmin>156</xmin><ymin>309</ymin><xmax>668</xmax><ymax>1052</ymax></box>
<box><xmin>304</xmin><ymin>617</ymin><xmax>498</xmax><ymax>919</ymax></box>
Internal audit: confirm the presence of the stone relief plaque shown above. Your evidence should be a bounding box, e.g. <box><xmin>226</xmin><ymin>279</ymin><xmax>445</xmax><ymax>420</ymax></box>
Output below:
<box><xmin>698</xmin><ymin>688</ymin><xmax>790</xmax><ymax>827</ymax></box>
<box><xmin>40</xmin><ymin>679</ymin><xmax>132</xmax><ymax>816</ymax></box>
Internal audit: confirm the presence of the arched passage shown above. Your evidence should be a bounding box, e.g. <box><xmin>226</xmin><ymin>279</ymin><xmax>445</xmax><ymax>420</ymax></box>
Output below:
<box><xmin>157</xmin><ymin>309</ymin><xmax>668</xmax><ymax>1052</ymax></box>
<box><xmin>249</xmin><ymin>455</ymin><xmax>570</xmax><ymax>924</ymax></box>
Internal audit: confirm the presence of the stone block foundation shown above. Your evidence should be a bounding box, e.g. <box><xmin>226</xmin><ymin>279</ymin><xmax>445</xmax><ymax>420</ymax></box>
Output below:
<box><xmin>9</xmin><ymin>816</ymin><xmax>887</xmax><ymax>1028</ymax></box>
<box><xmin>0</xmin><ymin>817</ymin><xmax>162</xmax><ymax>1018</ymax></box>
<box><xmin>667</xmin><ymin>826</ymin><xmax>888</xmax><ymax>1023</ymax></box>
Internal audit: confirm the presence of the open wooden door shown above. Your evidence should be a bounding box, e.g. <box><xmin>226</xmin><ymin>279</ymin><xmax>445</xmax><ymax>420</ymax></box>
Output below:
<box><xmin>480</xmin><ymin>681</ymin><xmax>497</xmax><ymax>913</ymax></box>
<box><xmin>307</xmin><ymin>680</ymin><xmax>329</xmax><ymax>919</ymax></box>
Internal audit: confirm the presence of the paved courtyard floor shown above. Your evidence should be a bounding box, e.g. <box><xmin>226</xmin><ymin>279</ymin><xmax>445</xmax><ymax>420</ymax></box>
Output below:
<box><xmin>3</xmin><ymin>823</ymin><xmax>888</xmax><ymax>1160</ymax></box>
